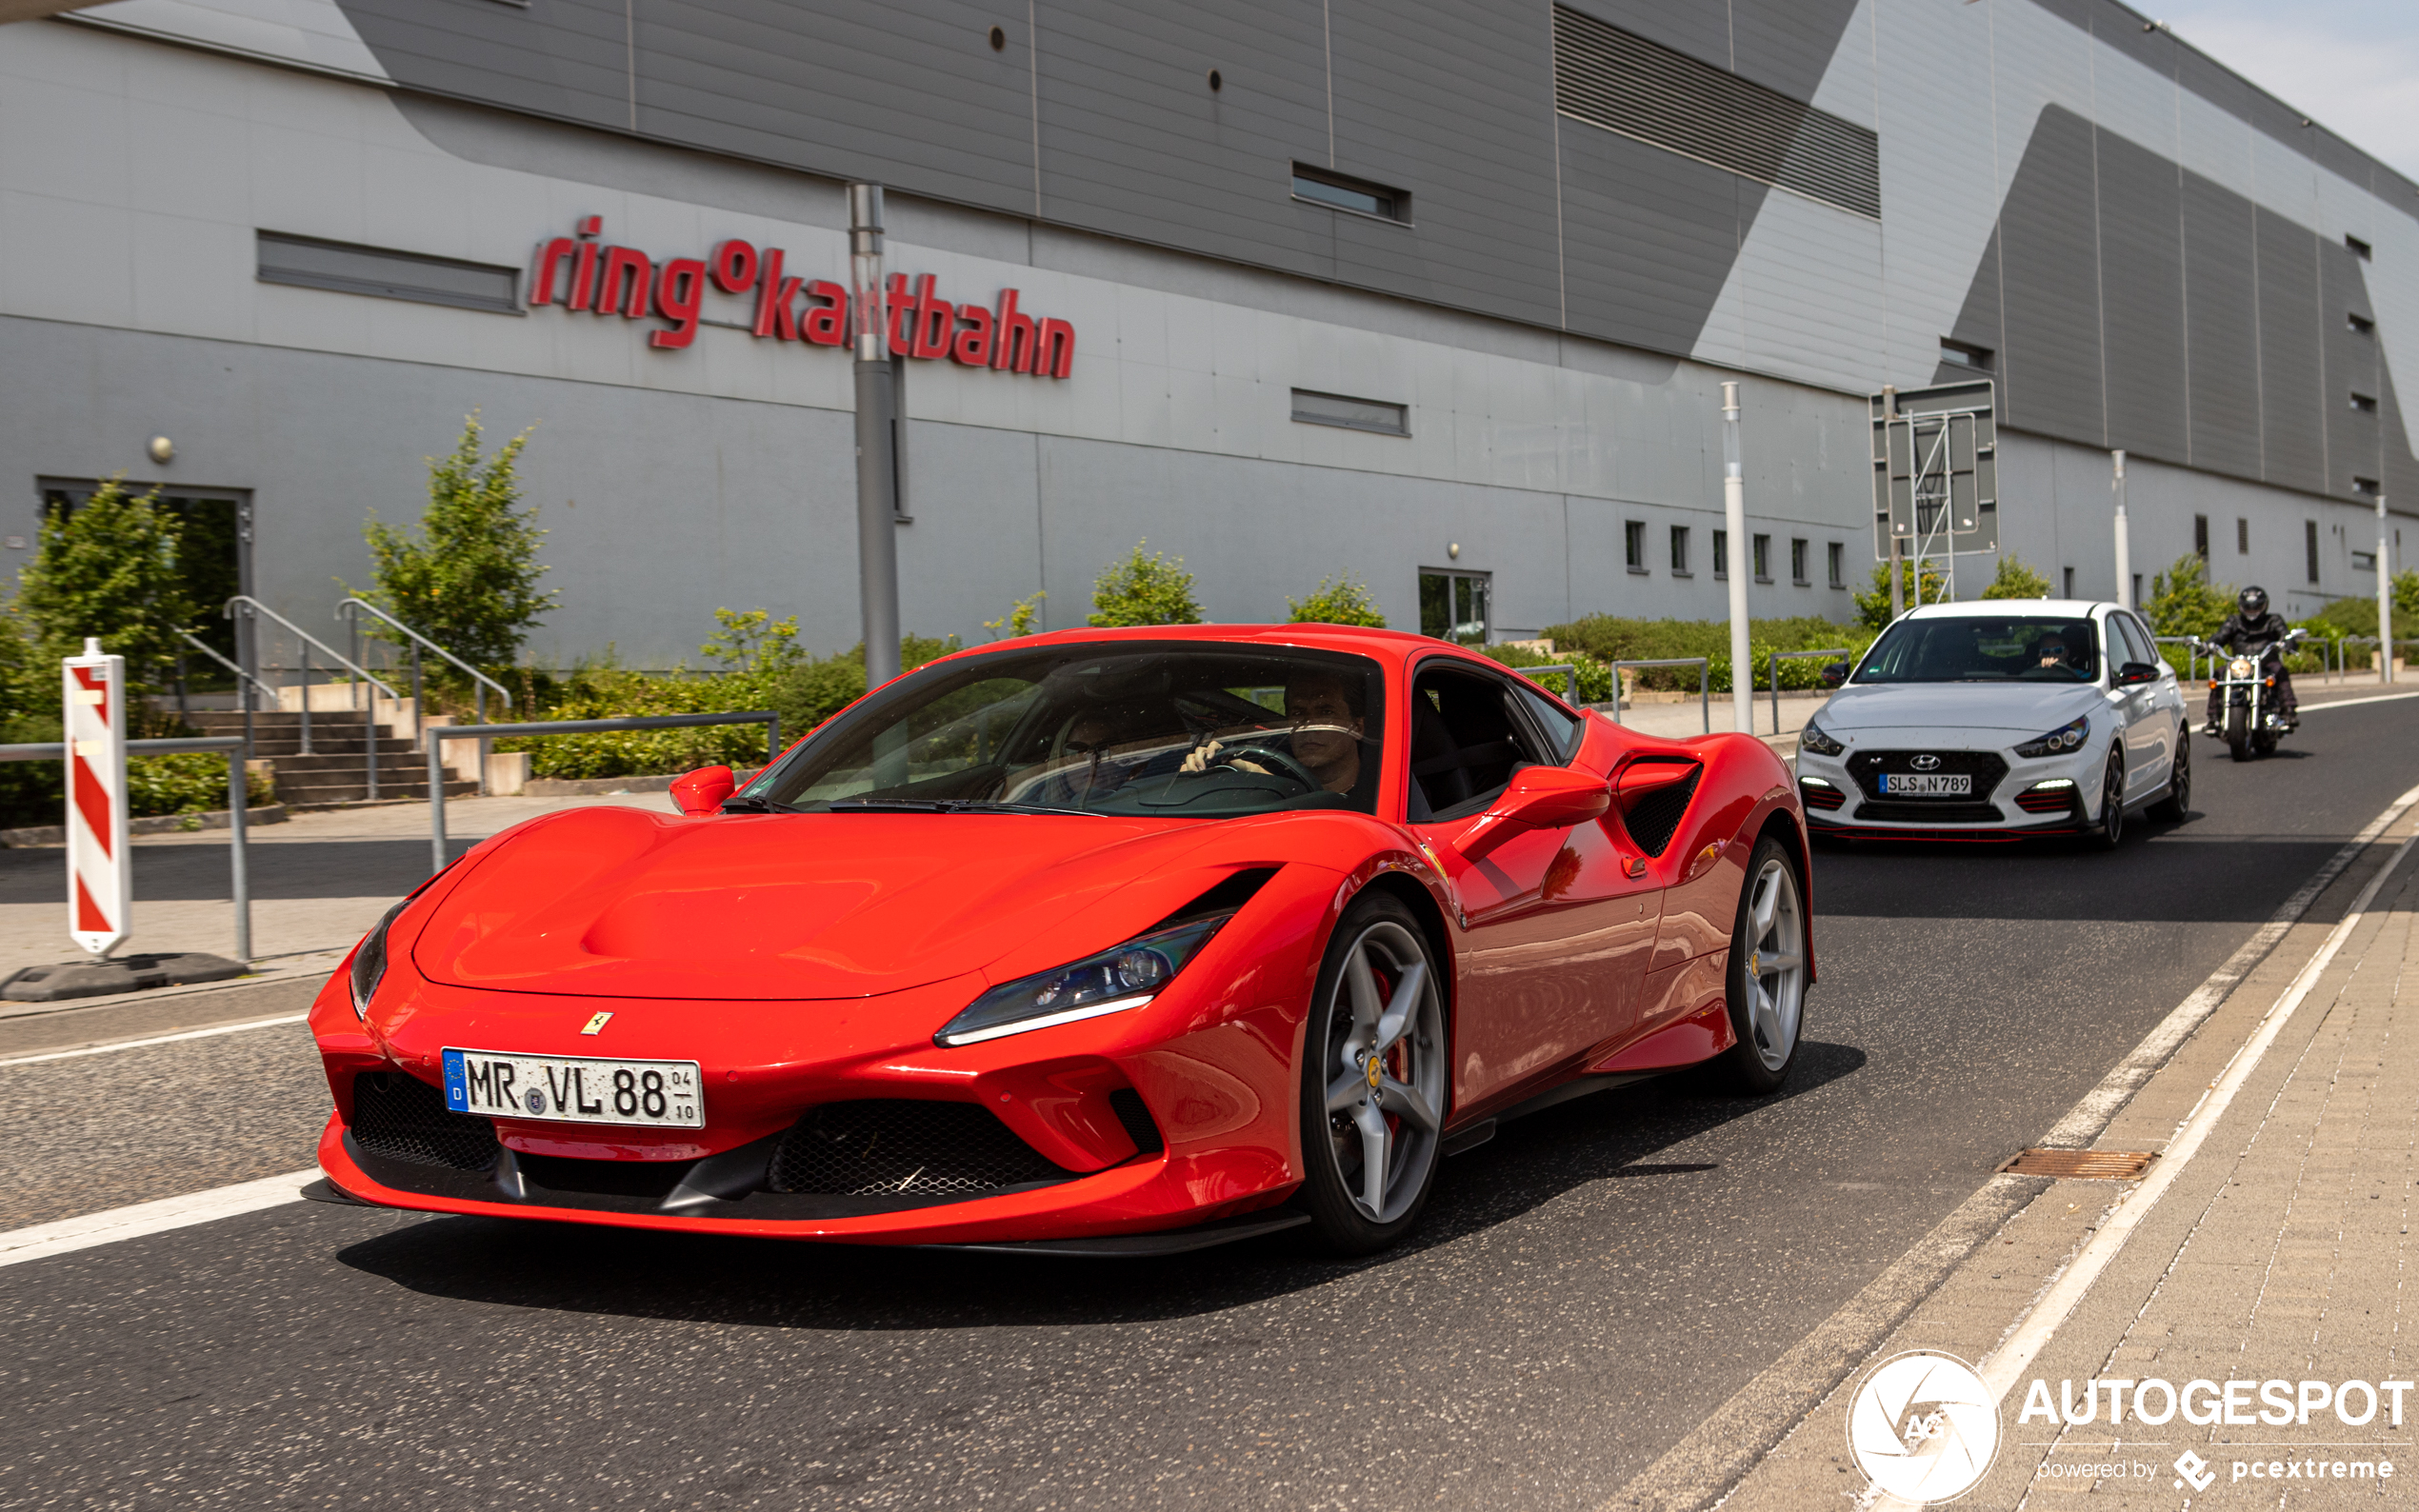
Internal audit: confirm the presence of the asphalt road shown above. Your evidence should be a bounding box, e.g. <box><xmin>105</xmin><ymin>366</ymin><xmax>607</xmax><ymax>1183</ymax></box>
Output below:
<box><xmin>7</xmin><ymin>694</ymin><xmax>2418</xmax><ymax>1511</ymax></box>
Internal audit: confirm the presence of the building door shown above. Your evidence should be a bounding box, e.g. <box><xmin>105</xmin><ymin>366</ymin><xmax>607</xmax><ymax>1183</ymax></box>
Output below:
<box><xmin>38</xmin><ymin>478</ymin><xmax>251</xmax><ymax>681</ymax></box>
<box><xmin>1419</xmin><ymin>568</ymin><xmax>1490</xmax><ymax>645</ymax></box>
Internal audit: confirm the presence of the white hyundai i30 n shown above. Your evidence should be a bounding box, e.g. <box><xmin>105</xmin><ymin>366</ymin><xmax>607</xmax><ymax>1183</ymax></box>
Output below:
<box><xmin>1793</xmin><ymin>600</ymin><xmax>2189</xmax><ymax>847</ymax></box>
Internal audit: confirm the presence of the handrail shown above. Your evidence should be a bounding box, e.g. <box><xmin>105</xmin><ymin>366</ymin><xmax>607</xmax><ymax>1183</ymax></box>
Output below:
<box><xmin>1769</xmin><ymin>647</ymin><xmax>1850</xmax><ymax>735</ymax></box>
<box><xmin>1605</xmin><ymin>657</ymin><xmax>1711</xmax><ymax>733</ymax></box>
<box><xmin>1513</xmin><ymin>664</ymin><xmax>1579</xmax><ymax>700</ymax></box>
<box><xmin>422</xmin><ymin>710</ymin><xmax>783</xmax><ymax>872</ymax></box>
<box><xmin>177</xmin><ymin>630</ymin><xmax>274</xmax><ymax>700</ymax></box>
<box><xmin>0</xmin><ymin>735</ymin><xmax>251</xmax><ymax>961</ymax></box>
<box><xmin>225</xmin><ymin>597</ymin><xmax>403</xmax><ymax>702</ymax></box>
<box><xmin>334</xmin><ymin>598</ymin><xmax>513</xmax><ymax>710</ymax></box>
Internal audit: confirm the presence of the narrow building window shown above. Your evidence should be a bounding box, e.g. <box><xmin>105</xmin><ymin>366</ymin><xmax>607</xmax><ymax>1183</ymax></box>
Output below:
<box><xmin>2236</xmin><ymin>518</ymin><xmax>2249</xmax><ymax>554</ymax></box>
<box><xmin>1670</xmin><ymin>526</ymin><xmax>1691</xmax><ymax>576</ymax></box>
<box><xmin>1289</xmin><ymin>389</ymin><xmax>1409</xmax><ymax>435</ymax></box>
<box><xmin>2193</xmin><ymin>515</ymin><xmax>2209</xmax><ymax>560</ymax></box>
<box><xmin>1828</xmin><ymin>542</ymin><xmax>1845</xmax><ymax>588</ymax></box>
<box><xmin>1712</xmin><ymin>529</ymin><xmax>1728</xmax><ymax>581</ymax></box>
<box><xmin>1938</xmin><ymin>337</ymin><xmax>1993</xmax><ymax>370</ymax></box>
<box><xmin>2346</xmin><ymin>233</ymin><xmax>2373</xmax><ymax>261</ymax></box>
<box><xmin>2353</xmin><ymin>475</ymin><xmax>2382</xmax><ymax>498</ymax></box>
<box><xmin>1290</xmin><ymin>165</ymin><xmax>1410</xmax><ymax>224</ymax></box>
<box><xmin>2349</xmin><ymin>311</ymin><xmax>2376</xmax><ymax>336</ymax></box>
<box><xmin>1751</xmin><ymin>533</ymin><xmax>1771</xmax><ymax>582</ymax></box>
<box><xmin>2307</xmin><ymin>520</ymin><xmax>2321</xmax><ymax>584</ymax></box>
<box><xmin>2351</xmin><ymin>391</ymin><xmax>2379</xmax><ymax>414</ymax></box>
<box><xmin>1789</xmin><ymin>538</ymin><xmax>1809</xmax><ymax>585</ymax></box>
<box><xmin>2063</xmin><ymin>567</ymin><xmax>2075</xmax><ymax>598</ymax></box>
<box><xmin>1625</xmin><ymin>521</ymin><xmax>1648</xmax><ymax>573</ymax></box>
<box><xmin>259</xmin><ymin>230</ymin><xmax>521</xmax><ymax>313</ymax></box>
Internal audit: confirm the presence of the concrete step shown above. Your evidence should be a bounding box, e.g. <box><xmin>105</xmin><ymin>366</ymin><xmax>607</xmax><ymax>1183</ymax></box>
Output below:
<box><xmin>273</xmin><ymin>777</ymin><xmax>477</xmax><ymax>805</ymax></box>
<box><xmin>262</xmin><ymin>751</ymin><xmax>431</xmax><ymax>776</ymax></box>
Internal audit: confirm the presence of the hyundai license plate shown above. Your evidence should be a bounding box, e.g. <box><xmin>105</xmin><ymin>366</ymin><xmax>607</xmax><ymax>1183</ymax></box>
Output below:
<box><xmin>442</xmin><ymin>1047</ymin><xmax>704</xmax><ymax>1127</ymax></box>
<box><xmin>1878</xmin><ymin>773</ymin><xmax>1972</xmax><ymax>797</ymax></box>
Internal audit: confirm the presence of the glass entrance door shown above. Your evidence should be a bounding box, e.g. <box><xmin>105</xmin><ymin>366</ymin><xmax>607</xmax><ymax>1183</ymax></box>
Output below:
<box><xmin>38</xmin><ymin>478</ymin><xmax>251</xmax><ymax>679</ymax></box>
<box><xmin>1419</xmin><ymin>569</ymin><xmax>1491</xmax><ymax>645</ymax></box>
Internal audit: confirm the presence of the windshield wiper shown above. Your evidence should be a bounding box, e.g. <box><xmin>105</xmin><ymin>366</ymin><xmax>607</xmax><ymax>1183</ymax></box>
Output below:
<box><xmin>720</xmin><ymin>794</ymin><xmax>800</xmax><ymax>814</ymax></box>
<box><xmin>823</xmin><ymin>798</ymin><xmax>1105</xmax><ymax>817</ymax></box>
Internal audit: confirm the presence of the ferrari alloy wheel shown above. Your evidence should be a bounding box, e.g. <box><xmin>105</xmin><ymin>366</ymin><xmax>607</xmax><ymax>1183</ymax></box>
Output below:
<box><xmin>1297</xmin><ymin>895</ymin><xmax>1447</xmax><ymax>1253</ymax></box>
<box><xmin>2091</xmin><ymin>749</ymin><xmax>2126</xmax><ymax>849</ymax></box>
<box><xmin>1719</xmin><ymin>837</ymin><xmax>1805</xmax><ymax>1094</ymax></box>
<box><xmin>2149</xmin><ymin>728</ymin><xmax>2191</xmax><ymax>822</ymax></box>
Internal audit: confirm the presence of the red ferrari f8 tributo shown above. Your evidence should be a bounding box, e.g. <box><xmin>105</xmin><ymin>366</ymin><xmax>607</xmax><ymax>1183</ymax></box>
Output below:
<box><xmin>311</xmin><ymin>627</ymin><xmax>1812</xmax><ymax>1255</ymax></box>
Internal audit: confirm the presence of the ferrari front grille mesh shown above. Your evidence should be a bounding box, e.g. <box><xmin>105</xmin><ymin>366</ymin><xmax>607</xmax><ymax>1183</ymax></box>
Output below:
<box><xmin>1622</xmin><ymin>766</ymin><xmax>1702</xmax><ymax>856</ymax></box>
<box><xmin>1109</xmin><ymin>1088</ymin><xmax>1165</xmax><ymax>1157</ymax></box>
<box><xmin>350</xmin><ymin>1070</ymin><xmax>500</xmax><ymax>1171</ymax></box>
<box><xmin>769</xmin><ymin>1100</ymin><xmax>1072</xmax><ymax>1197</ymax></box>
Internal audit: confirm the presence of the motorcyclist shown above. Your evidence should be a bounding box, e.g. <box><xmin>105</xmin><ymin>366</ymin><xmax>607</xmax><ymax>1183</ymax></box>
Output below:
<box><xmin>2203</xmin><ymin>586</ymin><xmax>2297</xmax><ymax>734</ymax></box>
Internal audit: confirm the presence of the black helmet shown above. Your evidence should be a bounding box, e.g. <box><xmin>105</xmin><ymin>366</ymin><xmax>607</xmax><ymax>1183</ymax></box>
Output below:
<box><xmin>2239</xmin><ymin>586</ymin><xmax>2269</xmax><ymax>620</ymax></box>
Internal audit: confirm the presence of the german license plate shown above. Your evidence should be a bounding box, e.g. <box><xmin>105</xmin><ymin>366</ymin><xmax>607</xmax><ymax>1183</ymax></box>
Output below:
<box><xmin>441</xmin><ymin>1047</ymin><xmax>704</xmax><ymax>1127</ymax></box>
<box><xmin>1878</xmin><ymin>773</ymin><xmax>1972</xmax><ymax>796</ymax></box>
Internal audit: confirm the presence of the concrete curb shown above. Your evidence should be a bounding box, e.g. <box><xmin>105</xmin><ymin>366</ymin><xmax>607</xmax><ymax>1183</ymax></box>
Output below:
<box><xmin>0</xmin><ymin>804</ymin><xmax>289</xmax><ymax>848</ymax></box>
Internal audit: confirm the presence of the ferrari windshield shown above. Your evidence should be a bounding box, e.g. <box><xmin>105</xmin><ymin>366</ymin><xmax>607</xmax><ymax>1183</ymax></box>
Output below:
<box><xmin>1852</xmin><ymin>615</ymin><xmax>2103</xmax><ymax>684</ymax></box>
<box><xmin>741</xmin><ymin>643</ymin><xmax>1387</xmax><ymax>819</ymax></box>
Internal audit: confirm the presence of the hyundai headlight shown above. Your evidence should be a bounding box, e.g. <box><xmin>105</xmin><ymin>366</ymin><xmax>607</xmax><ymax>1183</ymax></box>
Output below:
<box><xmin>936</xmin><ymin>914</ymin><xmax>1232</xmax><ymax>1047</ymax></box>
<box><xmin>349</xmin><ymin>897</ymin><xmax>410</xmax><ymax>1020</ymax></box>
<box><xmin>2013</xmin><ymin>716</ymin><xmax>2090</xmax><ymax>759</ymax></box>
<box><xmin>1798</xmin><ymin>721</ymin><xmax>1845</xmax><ymax>757</ymax></box>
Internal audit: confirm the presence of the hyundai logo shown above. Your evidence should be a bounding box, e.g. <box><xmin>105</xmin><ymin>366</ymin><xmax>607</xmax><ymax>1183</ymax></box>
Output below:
<box><xmin>1909</xmin><ymin>754</ymin><xmax>1943</xmax><ymax>771</ymax></box>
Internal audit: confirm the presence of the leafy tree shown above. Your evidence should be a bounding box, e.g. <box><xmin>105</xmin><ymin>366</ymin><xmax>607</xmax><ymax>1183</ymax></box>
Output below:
<box><xmin>17</xmin><ymin>476</ymin><xmax>195</xmax><ymax>693</ymax></box>
<box><xmin>2141</xmin><ymin>552</ymin><xmax>2233</xmax><ymax>639</ymax></box>
<box><xmin>983</xmin><ymin>591</ymin><xmax>1048</xmax><ymax>640</ymax></box>
<box><xmin>699</xmin><ymin>607</ymin><xmax>806</xmax><ymax>684</ymax></box>
<box><xmin>359</xmin><ymin>412</ymin><xmax>557</xmax><ymax>669</ymax></box>
<box><xmin>1852</xmin><ymin>557</ymin><xmax>1949</xmax><ymax>632</ymax></box>
<box><xmin>1088</xmin><ymin>541</ymin><xmax>1202</xmax><ymax>627</ymax></box>
<box><xmin>1978</xmin><ymin>554</ymin><xmax>2052</xmax><ymax>600</ymax></box>
<box><xmin>1287</xmin><ymin>575</ymin><xmax>1387</xmax><ymax>627</ymax></box>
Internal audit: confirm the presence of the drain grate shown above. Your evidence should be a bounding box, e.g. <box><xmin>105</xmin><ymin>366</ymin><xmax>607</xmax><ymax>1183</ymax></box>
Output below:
<box><xmin>1999</xmin><ymin>1147</ymin><xmax>2157</xmax><ymax>1181</ymax></box>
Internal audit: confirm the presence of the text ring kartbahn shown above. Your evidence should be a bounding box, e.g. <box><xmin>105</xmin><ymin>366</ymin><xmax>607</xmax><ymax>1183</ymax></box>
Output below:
<box><xmin>424</xmin><ymin>711</ymin><xmax>780</xmax><ymax>872</ymax></box>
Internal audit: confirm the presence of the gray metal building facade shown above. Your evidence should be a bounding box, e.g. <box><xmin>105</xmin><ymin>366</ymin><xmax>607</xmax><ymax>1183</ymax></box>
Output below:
<box><xmin>0</xmin><ymin>0</ymin><xmax>2411</xmax><ymax>666</ymax></box>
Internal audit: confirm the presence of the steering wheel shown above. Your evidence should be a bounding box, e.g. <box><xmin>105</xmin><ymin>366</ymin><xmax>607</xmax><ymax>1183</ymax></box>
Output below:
<box><xmin>1195</xmin><ymin>739</ymin><xmax>1322</xmax><ymax>791</ymax></box>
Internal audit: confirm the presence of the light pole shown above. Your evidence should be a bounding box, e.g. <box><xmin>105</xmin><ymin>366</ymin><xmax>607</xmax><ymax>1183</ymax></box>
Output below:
<box><xmin>2111</xmin><ymin>449</ymin><xmax>2131</xmax><ymax>611</ymax></box>
<box><xmin>850</xmin><ymin>183</ymin><xmax>902</xmax><ymax>688</ymax></box>
<box><xmin>2378</xmin><ymin>493</ymin><xmax>2393</xmax><ymax>684</ymax></box>
<box><xmin>1722</xmin><ymin>382</ymin><xmax>1751</xmax><ymax>735</ymax></box>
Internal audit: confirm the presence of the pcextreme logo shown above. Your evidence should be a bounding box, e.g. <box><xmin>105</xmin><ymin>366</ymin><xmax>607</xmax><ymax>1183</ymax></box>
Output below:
<box><xmin>1848</xmin><ymin>1351</ymin><xmax>2002</xmax><ymax>1503</ymax></box>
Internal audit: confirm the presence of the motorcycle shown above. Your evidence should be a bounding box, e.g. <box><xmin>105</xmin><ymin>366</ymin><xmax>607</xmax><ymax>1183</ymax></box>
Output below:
<box><xmin>2197</xmin><ymin>627</ymin><xmax>2305</xmax><ymax>762</ymax></box>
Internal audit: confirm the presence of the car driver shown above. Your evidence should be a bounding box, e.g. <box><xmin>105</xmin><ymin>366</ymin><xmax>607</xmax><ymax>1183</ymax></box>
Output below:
<box><xmin>2033</xmin><ymin>631</ymin><xmax>2076</xmax><ymax>674</ymax></box>
<box><xmin>1179</xmin><ymin>671</ymin><xmax>1371</xmax><ymax>802</ymax></box>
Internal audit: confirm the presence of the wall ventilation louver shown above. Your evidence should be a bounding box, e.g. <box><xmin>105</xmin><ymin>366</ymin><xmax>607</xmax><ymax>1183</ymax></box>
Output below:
<box><xmin>1550</xmin><ymin>6</ymin><xmax>1881</xmax><ymax>220</ymax></box>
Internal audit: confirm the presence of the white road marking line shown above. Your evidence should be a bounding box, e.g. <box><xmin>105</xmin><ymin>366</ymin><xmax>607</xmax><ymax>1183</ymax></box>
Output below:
<box><xmin>0</xmin><ymin>1013</ymin><xmax>309</xmax><ymax>1067</ymax></box>
<box><xmin>1976</xmin><ymin>822</ymin><xmax>2419</xmax><ymax>1402</ymax></box>
<box><xmin>2299</xmin><ymin>690</ymin><xmax>2419</xmax><ymax>711</ymax></box>
<box><xmin>0</xmin><ymin>1168</ymin><xmax>322</xmax><ymax>1269</ymax></box>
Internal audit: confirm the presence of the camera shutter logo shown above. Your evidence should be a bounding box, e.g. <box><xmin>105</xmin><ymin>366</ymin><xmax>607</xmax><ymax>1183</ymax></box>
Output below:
<box><xmin>1847</xmin><ymin>1350</ymin><xmax>2001</xmax><ymax>1502</ymax></box>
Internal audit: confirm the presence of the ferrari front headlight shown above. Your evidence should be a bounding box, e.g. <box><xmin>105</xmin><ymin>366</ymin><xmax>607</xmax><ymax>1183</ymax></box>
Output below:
<box><xmin>2013</xmin><ymin>716</ymin><xmax>2090</xmax><ymax>759</ymax></box>
<box><xmin>936</xmin><ymin>914</ymin><xmax>1232</xmax><ymax>1047</ymax></box>
<box><xmin>349</xmin><ymin>898</ymin><xmax>409</xmax><ymax>1020</ymax></box>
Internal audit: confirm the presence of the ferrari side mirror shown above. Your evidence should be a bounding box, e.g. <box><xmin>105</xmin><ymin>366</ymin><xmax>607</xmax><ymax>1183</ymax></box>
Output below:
<box><xmin>1455</xmin><ymin>766</ymin><xmax>1612</xmax><ymax>862</ymax></box>
<box><xmin>1819</xmin><ymin>661</ymin><xmax>1849</xmax><ymax>687</ymax></box>
<box><xmin>670</xmin><ymin>765</ymin><xmax>736</xmax><ymax>816</ymax></box>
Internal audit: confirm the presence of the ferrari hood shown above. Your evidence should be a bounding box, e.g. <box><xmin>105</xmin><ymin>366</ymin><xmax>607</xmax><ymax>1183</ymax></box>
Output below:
<box><xmin>1813</xmin><ymin>681</ymin><xmax>2106</xmax><ymax>735</ymax></box>
<box><xmin>410</xmin><ymin>806</ymin><xmax>1241</xmax><ymax>1001</ymax></box>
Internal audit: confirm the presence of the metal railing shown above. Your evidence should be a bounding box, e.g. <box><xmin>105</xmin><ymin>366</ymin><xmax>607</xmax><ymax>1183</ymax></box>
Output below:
<box><xmin>335</xmin><ymin>599</ymin><xmax>517</xmax><ymax>788</ymax></box>
<box><xmin>1604</xmin><ymin>657</ymin><xmax>1711</xmax><ymax>733</ymax></box>
<box><xmin>179</xmin><ymin>630</ymin><xmax>279</xmax><ymax>762</ymax></box>
<box><xmin>1769</xmin><ymin>648</ymin><xmax>1850</xmax><ymax>735</ymax></box>
<box><xmin>2153</xmin><ymin>635</ymin><xmax>2206</xmax><ymax>683</ymax></box>
<box><xmin>0</xmin><ymin>735</ymin><xmax>251</xmax><ymax>962</ymax></box>
<box><xmin>1514</xmin><ymin>664</ymin><xmax>1580</xmax><ymax>701</ymax></box>
<box><xmin>224</xmin><ymin>596</ymin><xmax>403</xmax><ymax>760</ymax></box>
<box><xmin>423</xmin><ymin>711</ymin><xmax>782</xmax><ymax>872</ymax></box>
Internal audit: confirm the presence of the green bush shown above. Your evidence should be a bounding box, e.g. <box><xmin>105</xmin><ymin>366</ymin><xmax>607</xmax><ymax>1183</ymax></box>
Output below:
<box><xmin>356</xmin><ymin>412</ymin><xmax>557</xmax><ymax>672</ymax></box>
<box><xmin>1978</xmin><ymin>554</ymin><xmax>2053</xmax><ymax>600</ymax></box>
<box><xmin>1287</xmin><ymin>575</ymin><xmax>1386</xmax><ymax>627</ymax></box>
<box><xmin>1088</xmin><ymin>542</ymin><xmax>1201</xmax><ymax>627</ymax></box>
<box><xmin>18</xmin><ymin>477</ymin><xmax>195</xmax><ymax>693</ymax></box>
<box><xmin>494</xmin><ymin>613</ymin><xmax>962</xmax><ymax>780</ymax></box>
<box><xmin>1851</xmin><ymin>558</ymin><xmax>1951</xmax><ymax>631</ymax></box>
<box><xmin>1537</xmin><ymin>615</ymin><xmax>1869</xmax><ymax>696</ymax></box>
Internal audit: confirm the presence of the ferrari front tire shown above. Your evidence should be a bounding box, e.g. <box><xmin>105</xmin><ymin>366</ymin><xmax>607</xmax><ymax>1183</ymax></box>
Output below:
<box><xmin>1717</xmin><ymin>836</ymin><xmax>1806</xmax><ymax>1094</ymax></box>
<box><xmin>1296</xmin><ymin>894</ymin><xmax>1448</xmax><ymax>1255</ymax></box>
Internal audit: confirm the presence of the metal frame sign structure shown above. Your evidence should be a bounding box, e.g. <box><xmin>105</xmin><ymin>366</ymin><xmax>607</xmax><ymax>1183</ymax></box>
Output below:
<box><xmin>63</xmin><ymin>638</ymin><xmax>130</xmax><ymax>957</ymax></box>
<box><xmin>1871</xmin><ymin>378</ymin><xmax>1999</xmax><ymax>605</ymax></box>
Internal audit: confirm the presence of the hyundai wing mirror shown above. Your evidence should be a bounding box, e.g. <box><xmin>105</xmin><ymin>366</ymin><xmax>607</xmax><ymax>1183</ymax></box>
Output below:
<box><xmin>2115</xmin><ymin>662</ymin><xmax>2163</xmax><ymax>687</ymax></box>
<box><xmin>670</xmin><ymin>765</ymin><xmax>736</xmax><ymax>816</ymax></box>
<box><xmin>1819</xmin><ymin>661</ymin><xmax>1850</xmax><ymax>687</ymax></box>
